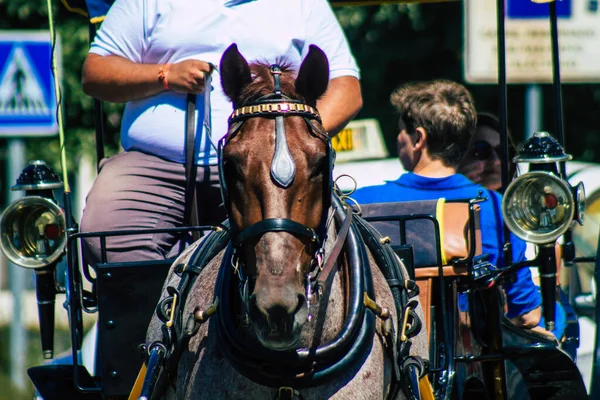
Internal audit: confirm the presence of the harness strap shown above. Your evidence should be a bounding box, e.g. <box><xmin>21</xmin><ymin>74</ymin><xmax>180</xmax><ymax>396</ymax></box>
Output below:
<box><xmin>164</xmin><ymin>225</ymin><xmax>230</xmax><ymax>379</ymax></box>
<box><xmin>184</xmin><ymin>93</ymin><xmax>200</xmax><ymax>241</ymax></box>
<box><xmin>228</xmin><ymin>102</ymin><xmax>321</xmax><ymax>124</ymax></box>
<box><xmin>316</xmin><ymin>204</ymin><xmax>352</xmax><ymax>286</ymax></box>
<box><xmin>233</xmin><ymin>218</ymin><xmax>318</xmax><ymax>247</ymax></box>
<box><xmin>352</xmin><ymin>213</ymin><xmax>425</xmax><ymax>398</ymax></box>
<box><xmin>174</xmin><ymin>262</ymin><xmax>205</xmax><ymax>276</ymax></box>
<box><xmin>184</xmin><ymin>71</ymin><xmax>214</xmax><ymax>242</ymax></box>
<box><xmin>140</xmin><ymin>224</ymin><xmax>231</xmax><ymax>399</ymax></box>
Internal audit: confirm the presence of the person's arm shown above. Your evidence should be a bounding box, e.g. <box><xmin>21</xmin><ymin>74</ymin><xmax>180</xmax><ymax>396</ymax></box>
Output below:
<box><xmin>81</xmin><ymin>0</ymin><xmax>213</xmax><ymax>103</ymax></box>
<box><xmin>510</xmin><ymin>304</ymin><xmax>541</xmax><ymax>328</ymax></box>
<box><xmin>82</xmin><ymin>54</ymin><xmax>213</xmax><ymax>103</ymax></box>
<box><xmin>304</xmin><ymin>0</ymin><xmax>362</xmax><ymax>136</ymax></box>
<box><xmin>317</xmin><ymin>76</ymin><xmax>362</xmax><ymax>137</ymax></box>
<box><xmin>505</xmin><ymin>234</ymin><xmax>542</xmax><ymax>328</ymax></box>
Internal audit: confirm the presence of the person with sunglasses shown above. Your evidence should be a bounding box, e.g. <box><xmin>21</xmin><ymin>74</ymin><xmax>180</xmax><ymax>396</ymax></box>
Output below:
<box><xmin>351</xmin><ymin>80</ymin><xmax>560</xmax><ymax>336</ymax></box>
<box><xmin>457</xmin><ymin>112</ymin><xmax>517</xmax><ymax>191</ymax></box>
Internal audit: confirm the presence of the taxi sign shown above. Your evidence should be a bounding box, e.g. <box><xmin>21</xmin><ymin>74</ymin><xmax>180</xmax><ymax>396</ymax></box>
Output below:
<box><xmin>332</xmin><ymin>119</ymin><xmax>388</xmax><ymax>163</ymax></box>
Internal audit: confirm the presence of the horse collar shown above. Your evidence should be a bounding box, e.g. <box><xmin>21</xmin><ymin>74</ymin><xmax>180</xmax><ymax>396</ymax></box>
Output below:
<box><xmin>214</xmin><ymin>196</ymin><xmax>377</xmax><ymax>389</ymax></box>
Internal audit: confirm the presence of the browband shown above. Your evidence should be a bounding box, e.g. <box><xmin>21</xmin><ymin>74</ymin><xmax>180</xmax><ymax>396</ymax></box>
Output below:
<box><xmin>228</xmin><ymin>102</ymin><xmax>321</xmax><ymax>124</ymax></box>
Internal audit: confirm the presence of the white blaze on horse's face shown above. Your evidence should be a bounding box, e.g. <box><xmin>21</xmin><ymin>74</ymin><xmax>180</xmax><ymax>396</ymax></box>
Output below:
<box><xmin>220</xmin><ymin>43</ymin><xmax>330</xmax><ymax>350</ymax></box>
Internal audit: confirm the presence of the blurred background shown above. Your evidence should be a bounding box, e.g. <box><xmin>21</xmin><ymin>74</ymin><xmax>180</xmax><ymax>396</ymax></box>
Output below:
<box><xmin>1</xmin><ymin>0</ymin><xmax>599</xmax><ymax>398</ymax></box>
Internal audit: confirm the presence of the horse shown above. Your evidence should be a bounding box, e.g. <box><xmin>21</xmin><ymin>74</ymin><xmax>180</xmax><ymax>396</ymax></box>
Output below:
<box><xmin>144</xmin><ymin>43</ymin><xmax>429</xmax><ymax>400</ymax></box>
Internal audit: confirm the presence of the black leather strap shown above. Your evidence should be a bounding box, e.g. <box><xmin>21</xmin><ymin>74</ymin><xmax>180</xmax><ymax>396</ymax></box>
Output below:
<box><xmin>232</xmin><ymin>218</ymin><xmax>318</xmax><ymax>247</ymax></box>
<box><xmin>184</xmin><ymin>93</ymin><xmax>200</xmax><ymax>242</ymax></box>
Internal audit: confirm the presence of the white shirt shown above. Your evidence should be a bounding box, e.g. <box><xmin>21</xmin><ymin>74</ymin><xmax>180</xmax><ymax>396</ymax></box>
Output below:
<box><xmin>89</xmin><ymin>0</ymin><xmax>360</xmax><ymax>165</ymax></box>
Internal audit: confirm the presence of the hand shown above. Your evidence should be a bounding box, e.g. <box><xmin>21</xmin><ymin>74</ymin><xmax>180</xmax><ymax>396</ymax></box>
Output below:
<box><xmin>167</xmin><ymin>60</ymin><xmax>213</xmax><ymax>94</ymax></box>
<box><xmin>457</xmin><ymin>161</ymin><xmax>485</xmax><ymax>184</ymax></box>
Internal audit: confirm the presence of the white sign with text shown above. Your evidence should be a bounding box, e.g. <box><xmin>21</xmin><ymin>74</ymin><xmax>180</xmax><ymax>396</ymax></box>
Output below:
<box><xmin>464</xmin><ymin>0</ymin><xmax>600</xmax><ymax>83</ymax></box>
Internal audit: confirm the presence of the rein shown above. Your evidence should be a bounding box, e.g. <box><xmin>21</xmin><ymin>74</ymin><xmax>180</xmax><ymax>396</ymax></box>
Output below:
<box><xmin>214</xmin><ymin>195</ymin><xmax>376</xmax><ymax>388</ymax></box>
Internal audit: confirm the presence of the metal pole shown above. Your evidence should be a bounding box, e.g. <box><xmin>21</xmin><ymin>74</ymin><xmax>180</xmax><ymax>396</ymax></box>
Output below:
<box><xmin>494</xmin><ymin>0</ymin><xmax>509</xmax><ymax>397</ymax></box>
<box><xmin>8</xmin><ymin>138</ymin><xmax>26</xmax><ymax>391</ymax></box>
<box><xmin>590</xmin><ymin>229</ymin><xmax>600</xmax><ymax>398</ymax></box>
<box><xmin>524</xmin><ymin>84</ymin><xmax>543</xmax><ymax>140</ymax></box>
<box><xmin>548</xmin><ymin>2</ymin><xmax>567</xmax><ymax>178</ymax></box>
<box><xmin>497</xmin><ymin>0</ymin><xmax>509</xmax><ymax>195</ymax></box>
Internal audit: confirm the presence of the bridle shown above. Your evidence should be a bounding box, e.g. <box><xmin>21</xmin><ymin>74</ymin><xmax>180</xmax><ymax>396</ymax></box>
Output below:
<box><xmin>217</xmin><ymin>64</ymin><xmax>335</xmax><ymax>305</ymax></box>
<box><xmin>144</xmin><ymin>62</ymin><xmax>421</xmax><ymax>399</ymax></box>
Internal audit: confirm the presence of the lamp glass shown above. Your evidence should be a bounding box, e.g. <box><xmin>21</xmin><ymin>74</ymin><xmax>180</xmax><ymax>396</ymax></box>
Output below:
<box><xmin>0</xmin><ymin>197</ymin><xmax>67</xmax><ymax>269</ymax></box>
<box><xmin>502</xmin><ymin>171</ymin><xmax>575</xmax><ymax>244</ymax></box>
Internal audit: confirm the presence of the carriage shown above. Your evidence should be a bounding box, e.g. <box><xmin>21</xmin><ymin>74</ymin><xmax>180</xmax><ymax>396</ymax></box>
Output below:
<box><xmin>1</xmin><ymin>0</ymin><xmax>598</xmax><ymax>399</ymax></box>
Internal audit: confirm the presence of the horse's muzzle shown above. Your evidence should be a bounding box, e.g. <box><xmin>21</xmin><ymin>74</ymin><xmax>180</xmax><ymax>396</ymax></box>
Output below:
<box><xmin>247</xmin><ymin>293</ymin><xmax>308</xmax><ymax>350</ymax></box>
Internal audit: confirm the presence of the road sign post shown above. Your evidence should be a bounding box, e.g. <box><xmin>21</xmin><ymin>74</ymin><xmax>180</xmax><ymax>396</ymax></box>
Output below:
<box><xmin>0</xmin><ymin>31</ymin><xmax>61</xmax><ymax>136</ymax></box>
<box><xmin>0</xmin><ymin>30</ymin><xmax>60</xmax><ymax>392</ymax></box>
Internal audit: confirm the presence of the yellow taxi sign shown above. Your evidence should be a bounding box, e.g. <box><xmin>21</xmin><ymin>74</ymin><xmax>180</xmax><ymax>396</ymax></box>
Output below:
<box><xmin>332</xmin><ymin>119</ymin><xmax>388</xmax><ymax>163</ymax></box>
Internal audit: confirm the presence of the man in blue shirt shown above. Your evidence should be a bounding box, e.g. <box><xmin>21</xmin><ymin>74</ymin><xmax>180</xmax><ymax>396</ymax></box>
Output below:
<box><xmin>352</xmin><ymin>80</ymin><xmax>547</xmax><ymax>331</ymax></box>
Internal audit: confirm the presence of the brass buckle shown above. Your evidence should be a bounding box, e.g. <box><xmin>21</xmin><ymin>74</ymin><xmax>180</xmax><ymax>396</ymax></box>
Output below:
<box><xmin>400</xmin><ymin>302</ymin><xmax>415</xmax><ymax>342</ymax></box>
<box><xmin>277</xmin><ymin>386</ymin><xmax>295</xmax><ymax>400</ymax></box>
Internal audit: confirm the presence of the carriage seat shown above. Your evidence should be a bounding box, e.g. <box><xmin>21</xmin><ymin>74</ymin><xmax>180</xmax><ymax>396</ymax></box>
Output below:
<box><xmin>360</xmin><ymin>199</ymin><xmax>482</xmax><ymax>334</ymax></box>
<box><xmin>360</xmin><ymin>198</ymin><xmax>482</xmax><ymax>274</ymax></box>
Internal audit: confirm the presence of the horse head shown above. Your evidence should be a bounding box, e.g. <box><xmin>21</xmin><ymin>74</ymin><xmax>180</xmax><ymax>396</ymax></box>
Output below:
<box><xmin>219</xmin><ymin>44</ymin><xmax>331</xmax><ymax>350</ymax></box>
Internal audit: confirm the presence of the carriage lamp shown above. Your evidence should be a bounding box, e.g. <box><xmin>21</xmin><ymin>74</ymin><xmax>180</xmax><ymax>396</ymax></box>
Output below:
<box><xmin>502</xmin><ymin>131</ymin><xmax>585</xmax><ymax>333</ymax></box>
<box><xmin>0</xmin><ymin>160</ymin><xmax>65</xmax><ymax>359</ymax></box>
<box><xmin>503</xmin><ymin>171</ymin><xmax>575</xmax><ymax>245</ymax></box>
<box><xmin>502</xmin><ymin>131</ymin><xmax>585</xmax><ymax>244</ymax></box>
<box><xmin>0</xmin><ymin>160</ymin><xmax>66</xmax><ymax>269</ymax></box>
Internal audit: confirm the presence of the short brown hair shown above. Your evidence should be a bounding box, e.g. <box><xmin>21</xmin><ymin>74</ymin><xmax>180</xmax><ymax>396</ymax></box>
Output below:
<box><xmin>390</xmin><ymin>80</ymin><xmax>477</xmax><ymax>168</ymax></box>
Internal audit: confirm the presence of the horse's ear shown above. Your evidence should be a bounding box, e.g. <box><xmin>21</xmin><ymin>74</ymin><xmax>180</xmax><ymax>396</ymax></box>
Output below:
<box><xmin>220</xmin><ymin>43</ymin><xmax>252</xmax><ymax>103</ymax></box>
<box><xmin>295</xmin><ymin>45</ymin><xmax>329</xmax><ymax>103</ymax></box>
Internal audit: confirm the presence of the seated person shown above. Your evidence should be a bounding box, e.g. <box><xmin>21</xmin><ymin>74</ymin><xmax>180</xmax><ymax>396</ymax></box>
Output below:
<box><xmin>458</xmin><ymin>112</ymin><xmax>568</xmax><ymax>340</ymax></box>
<box><xmin>352</xmin><ymin>80</ymin><xmax>551</xmax><ymax>334</ymax></box>
<box><xmin>457</xmin><ymin>112</ymin><xmax>517</xmax><ymax>191</ymax></box>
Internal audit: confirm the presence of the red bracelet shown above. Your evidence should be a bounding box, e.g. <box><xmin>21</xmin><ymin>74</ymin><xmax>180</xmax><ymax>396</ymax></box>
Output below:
<box><xmin>158</xmin><ymin>64</ymin><xmax>171</xmax><ymax>90</ymax></box>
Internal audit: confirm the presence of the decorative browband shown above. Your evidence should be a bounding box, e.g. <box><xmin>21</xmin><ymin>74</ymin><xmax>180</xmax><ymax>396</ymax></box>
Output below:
<box><xmin>229</xmin><ymin>102</ymin><xmax>321</xmax><ymax>123</ymax></box>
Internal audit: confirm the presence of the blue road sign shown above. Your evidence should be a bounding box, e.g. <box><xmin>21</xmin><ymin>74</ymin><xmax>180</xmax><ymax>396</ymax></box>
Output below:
<box><xmin>507</xmin><ymin>0</ymin><xmax>572</xmax><ymax>19</ymax></box>
<box><xmin>0</xmin><ymin>31</ymin><xmax>60</xmax><ymax>136</ymax></box>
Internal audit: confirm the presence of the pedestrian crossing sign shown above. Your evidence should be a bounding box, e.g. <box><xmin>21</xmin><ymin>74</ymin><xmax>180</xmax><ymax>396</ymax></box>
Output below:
<box><xmin>0</xmin><ymin>31</ymin><xmax>60</xmax><ymax>136</ymax></box>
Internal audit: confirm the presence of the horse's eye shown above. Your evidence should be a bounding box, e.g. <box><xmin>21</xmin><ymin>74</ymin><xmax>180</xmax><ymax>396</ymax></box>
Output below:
<box><xmin>222</xmin><ymin>158</ymin><xmax>240</xmax><ymax>178</ymax></box>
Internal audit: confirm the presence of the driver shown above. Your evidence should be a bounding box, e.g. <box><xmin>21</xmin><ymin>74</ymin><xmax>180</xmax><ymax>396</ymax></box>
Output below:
<box><xmin>351</xmin><ymin>80</ymin><xmax>559</xmax><ymax>335</ymax></box>
<box><xmin>79</xmin><ymin>0</ymin><xmax>363</xmax><ymax>265</ymax></box>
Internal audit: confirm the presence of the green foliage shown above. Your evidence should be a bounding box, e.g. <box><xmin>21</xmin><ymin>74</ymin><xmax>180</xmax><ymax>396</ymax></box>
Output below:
<box><xmin>0</xmin><ymin>327</ymin><xmax>73</xmax><ymax>400</ymax></box>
